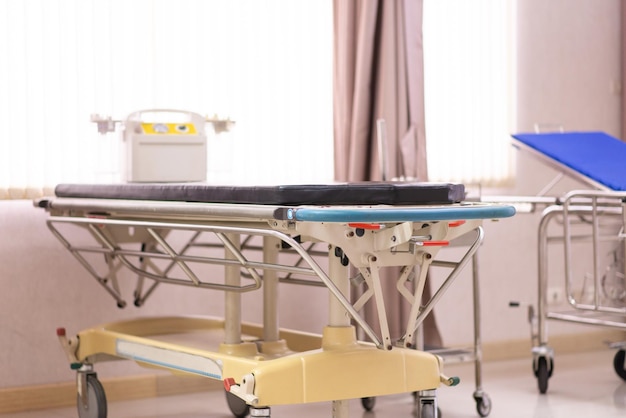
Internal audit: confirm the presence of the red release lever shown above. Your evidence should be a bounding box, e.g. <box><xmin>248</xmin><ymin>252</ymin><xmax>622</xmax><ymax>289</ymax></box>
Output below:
<box><xmin>448</xmin><ymin>220</ymin><xmax>466</xmax><ymax>227</ymax></box>
<box><xmin>223</xmin><ymin>377</ymin><xmax>236</xmax><ymax>391</ymax></box>
<box><xmin>348</xmin><ymin>223</ymin><xmax>383</xmax><ymax>230</ymax></box>
<box><xmin>420</xmin><ymin>241</ymin><xmax>449</xmax><ymax>247</ymax></box>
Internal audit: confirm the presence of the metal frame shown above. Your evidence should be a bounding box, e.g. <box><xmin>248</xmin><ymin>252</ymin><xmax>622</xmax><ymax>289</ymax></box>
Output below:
<box><xmin>42</xmin><ymin>197</ymin><xmax>512</xmax><ymax>418</ymax></box>
<box><xmin>536</xmin><ymin>192</ymin><xmax>626</xmax><ymax>337</ymax></box>
<box><xmin>528</xmin><ymin>190</ymin><xmax>626</xmax><ymax>393</ymax></box>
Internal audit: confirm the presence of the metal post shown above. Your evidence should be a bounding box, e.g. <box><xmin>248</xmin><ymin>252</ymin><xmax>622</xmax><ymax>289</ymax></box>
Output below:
<box><xmin>263</xmin><ymin>236</ymin><xmax>280</xmax><ymax>342</ymax></box>
<box><xmin>472</xmin><ymin>249</ymin><xmax>483</xmax><ymax>391</ymax></box>
<box><xmin>328</xmin><ymin>245</ymin><xmax>350</xmax><ymax>327</ymax></box>
<box><xmin>328</xmin><ymin>244</ymin><xmax>351</xmax><ymax>418</ymax></box>
<box><xmin>332</xmin><ymin>399</ymin><xmax>349</xmax><ymax>418</ymax></box>
<box><xmin>224</xmin><ymin>233</ymin><xmax>241</xmax><ymax>344</ymax></box>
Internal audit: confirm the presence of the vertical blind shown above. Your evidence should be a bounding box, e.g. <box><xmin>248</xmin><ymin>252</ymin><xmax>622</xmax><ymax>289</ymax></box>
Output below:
<box><xmin>423</xmin><ymin>0</ymin><xmax>516</xmax><ymax>187</ymax></box>
<box><xmin>0</xmin><ymin>0</ymin><xmax>514</xmax><ymax>199</ymax></box>
<box><xmin>0</xmin><ymin>0</ymin><xmax>334</xmax><ymax>198</ymax></box>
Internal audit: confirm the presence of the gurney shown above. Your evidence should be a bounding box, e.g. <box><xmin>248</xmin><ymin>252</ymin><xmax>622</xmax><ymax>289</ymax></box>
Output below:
<box><xmin>510</xmin><ymin>131</ymin><xmax>626</xmax><ymax>394</ymax></box>
<box><xmin>36</xmin><ymin>182</ymin><xmax>514</xmax><ymax>418</ymax></box>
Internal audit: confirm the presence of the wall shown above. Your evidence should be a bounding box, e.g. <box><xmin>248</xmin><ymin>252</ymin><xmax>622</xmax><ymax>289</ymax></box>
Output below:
<box><xmin>1</xmin><ymin>0</ymin><xmax>623</xmax><ymax>390</ymax></box>
<box><xmin>517</xmin><ymin>0</ymin><xmax>622</xmax><ymax>135</ymax></box>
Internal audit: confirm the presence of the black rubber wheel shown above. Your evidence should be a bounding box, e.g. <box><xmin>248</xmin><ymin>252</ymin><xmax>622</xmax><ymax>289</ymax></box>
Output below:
<box><xmin>77</xmin><ymin>374</ymin><xmax>107</xmax><ymax>418</ymax></box>
<box><xmin>533</xmin><ymin>356</ymin><xmax>554</xmax><ymax>378</ymax></box>
<box><xmin>361</xmin><ymin>396</ymin><xmax>376</xmax><ymax>411</ymax></box>
<box><xmin>225</xmin><ymin>390</ymin><xmax>250</xmax><ymax>418</ymax></box>
<box><xmin>536</xmin><ymin>356</ymin><xmax>550</xmax><ymax>394</ymax></box>
<box><xmin>613</xmin><ymin>349</ymin><xmax>626</xmax><ymax>381</ymax></box>
<box><xmin>474</xmin><ymin>393</ymin><xmax>492</xmax><ymax>417</ymax></box>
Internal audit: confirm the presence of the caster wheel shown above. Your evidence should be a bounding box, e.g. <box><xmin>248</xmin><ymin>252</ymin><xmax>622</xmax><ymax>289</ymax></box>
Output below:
<box><xmin>419</xmin><ymin>400</ymin><xmax>436</xmax><ymax>418</ymax></box>
<box><xmin>225</xmin><ymin>390</ymin><xmax>250</xmax><ymax>418</ymax></box>
<box><xmin>613</xmin><ymin>349</ymin><xmax>626</xmax><ymax>381</ymax></box>
<box><xmin>77</xmin><ymin>374</ymin><xmax>107</xmax><ymax>418</ymax></box>
<box><xmin>361</xmin><ymin>396</ymin><xmax>376</xmax><ymax>411</ymax></box>
<box><xmin>533</xmin><ymin>355</ymin><xmax>554</xmax><ymax>378</ymax></box>
<box><xmin>473</xmin><ymin>393</ymin><xmax>492</xmax><ymax>417</ymax></box>
<box><xmin>534</xmin><ymin>356</ymin><xmax>551</xmax><ymax>394</ymax></box>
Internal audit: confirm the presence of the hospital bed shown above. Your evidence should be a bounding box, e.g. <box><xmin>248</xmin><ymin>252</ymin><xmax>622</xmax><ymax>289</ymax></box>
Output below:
<box><xmin>36</xmin><ymin>181</ymin><xmax>514</xmax><ymax>418</ymax></box>
<box><xmin>509</xmin><ymin>131</ymin><xmax>626</xmax><ymax>394</ymax></box>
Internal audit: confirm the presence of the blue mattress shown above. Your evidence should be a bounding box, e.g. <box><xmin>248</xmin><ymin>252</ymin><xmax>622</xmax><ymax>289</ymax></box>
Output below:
<box><xmin>512</xmin><ymin>131</ymin><xmax>626</xmax><ymax>191</ymax></box>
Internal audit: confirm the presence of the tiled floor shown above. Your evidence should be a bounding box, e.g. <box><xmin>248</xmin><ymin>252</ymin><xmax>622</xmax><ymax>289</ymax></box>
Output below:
<box><xmin>6</xmin><ymin>349</ymin><xmax>626</xmax><ymax>418</ymax></box>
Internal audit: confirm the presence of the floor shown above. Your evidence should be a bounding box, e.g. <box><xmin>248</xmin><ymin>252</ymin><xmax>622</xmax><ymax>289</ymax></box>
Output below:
<box><xmin>6</xmin><ymin>349</ymin><xmax>626</xmax><ymax>418</ymax></box>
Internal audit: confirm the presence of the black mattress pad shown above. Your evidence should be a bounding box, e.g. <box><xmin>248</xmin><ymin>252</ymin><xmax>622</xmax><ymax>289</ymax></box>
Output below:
<box><xmin>53</xmin><ymin>182</ymin><xmax>465</xmax><ymax>206</ymax></box>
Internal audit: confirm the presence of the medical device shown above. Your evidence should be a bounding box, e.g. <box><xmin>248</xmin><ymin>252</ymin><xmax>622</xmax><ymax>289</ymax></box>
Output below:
<box><xmin>508</xmin><ymin>131</ymin><xmax>626</xmax><ymax>394</ymax></box>
<box><xmin>36</xmin><ymin>181</ymin><xmax>514</xmax><ymax>418</ymax></box>
<box><xmin>91</xmin><ymin>109</ymin><xmax>234</xmax><ymax>183</ymax></box>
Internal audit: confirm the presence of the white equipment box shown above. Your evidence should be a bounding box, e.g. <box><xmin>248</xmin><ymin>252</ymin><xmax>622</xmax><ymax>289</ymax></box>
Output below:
<box><xmin>122</xmin><ymin>109</ymin><xmax>207</xmax><ymax>182</ymax></box>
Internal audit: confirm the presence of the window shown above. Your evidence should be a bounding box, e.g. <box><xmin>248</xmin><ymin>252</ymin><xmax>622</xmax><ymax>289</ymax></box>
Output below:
<box><xmin>0</xmin><ymin>0</ymin><xmax>334</xmax><ymax>198</ymax></box>
<box><xmin>423</xmin><ymin>0</ymin><xmax>516</xmax><ymax>187</ymax></box>
<box><xmin>0</xmin><ymin>1</ymin><xmax>514</xmax><ymax>198</ymax></box>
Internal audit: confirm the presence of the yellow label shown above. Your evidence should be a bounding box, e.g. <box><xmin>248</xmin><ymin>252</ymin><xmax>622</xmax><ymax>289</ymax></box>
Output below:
<box><xmin>141</xmin><ymin>123</ymin><xmax>197</xmax><ymax>135</ymax></box>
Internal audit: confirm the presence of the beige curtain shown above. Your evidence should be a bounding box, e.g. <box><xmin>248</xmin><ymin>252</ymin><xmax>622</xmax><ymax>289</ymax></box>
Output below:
<box><xmin>333</xmin><ymin>0</ymin><xmax>441</xmax><ymax>347</ymax></box>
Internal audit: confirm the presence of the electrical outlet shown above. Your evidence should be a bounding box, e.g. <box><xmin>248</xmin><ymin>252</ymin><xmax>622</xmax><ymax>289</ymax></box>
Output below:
<box><xmin>547</xmin><ymin>287</ymin><xmax>565</xmax><ymax>305</ymax></box>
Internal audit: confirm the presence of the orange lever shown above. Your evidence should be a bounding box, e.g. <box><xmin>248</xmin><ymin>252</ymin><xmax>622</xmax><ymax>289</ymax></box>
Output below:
<box><xmin>420</xmin><ymin>241</ymin><xmax>449</xmax><ymax>247</ymax></box>
<box><xmin>224</xmin><ymin>377</ymin><xmax>236</xmax><ymax>391</ymax></box>
<box><xmin>348</xmin><ymin>223</ymin><xmax>383</xmax><ymax>230</ymax></box>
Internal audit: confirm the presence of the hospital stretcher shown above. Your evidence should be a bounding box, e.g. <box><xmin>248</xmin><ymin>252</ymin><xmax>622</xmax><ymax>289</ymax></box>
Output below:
<box><xmin>36</xmin><ymin>182</ymin><xmax>515</xmax><ymax>418</ymax></box>
<box><xmin>510</xmin><ymin>131</ymin><xmax>626</xmax><ymax>394</ymax></box>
